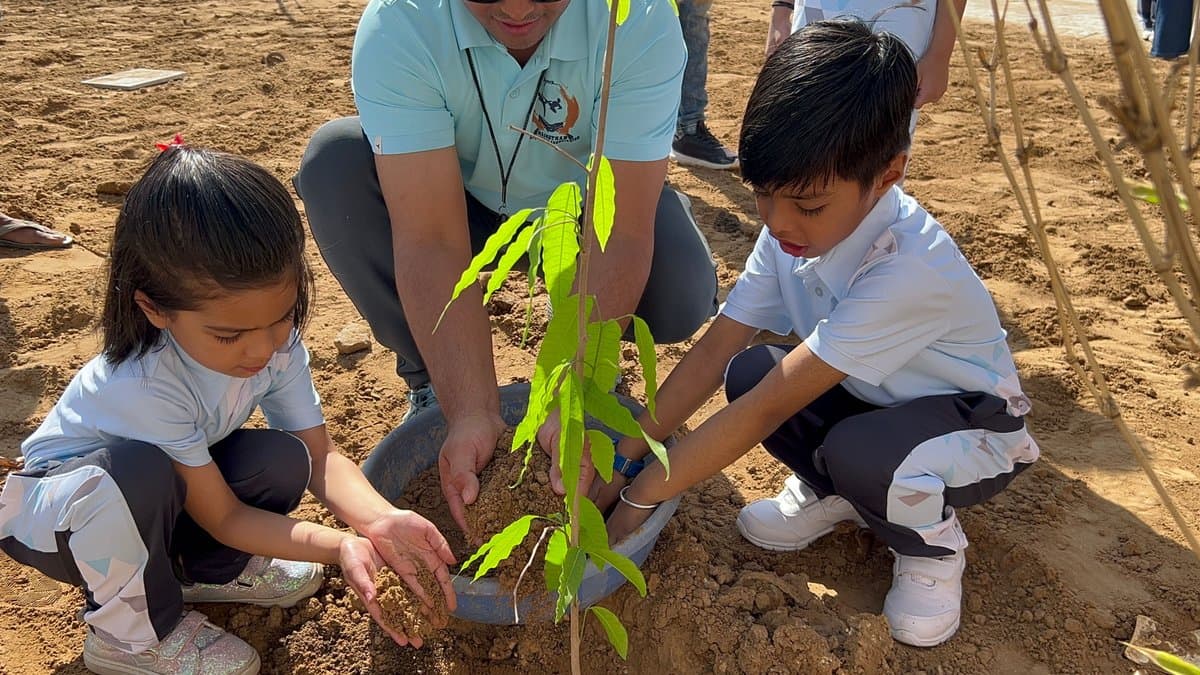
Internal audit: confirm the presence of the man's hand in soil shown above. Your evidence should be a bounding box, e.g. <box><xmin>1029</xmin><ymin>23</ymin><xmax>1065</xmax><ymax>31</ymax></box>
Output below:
<box><xmin>338</xmin><ymin>536</ymin><xmax>426</xmax><ymax>647</ymax></box>
<box><xmin>537</xmin><ymin>410</ymin><xmax>597</xmax><ymax>499</ymax></box>
<box><xmin>361</xmin><ymin>509</ymin><xmax>458</xmax><ymax>616</ymax></box>
<box><xmin>439</xmin><ymin>413</ymin><xmax>505</xmax><ymax>537</ymax></box>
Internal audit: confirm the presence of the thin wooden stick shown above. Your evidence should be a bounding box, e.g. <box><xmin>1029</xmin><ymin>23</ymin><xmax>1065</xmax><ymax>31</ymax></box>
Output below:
<box><xmin>944</xmin><ymin>0</ymin><xmax>1200</xmax><ymax>563</ymax></box>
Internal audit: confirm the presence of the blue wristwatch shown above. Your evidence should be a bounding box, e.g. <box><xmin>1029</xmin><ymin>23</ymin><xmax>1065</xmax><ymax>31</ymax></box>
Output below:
<box><xmin>613</xmin><ymin>454</ymin><xmax>645</xmax><ymax>478</ymax></box>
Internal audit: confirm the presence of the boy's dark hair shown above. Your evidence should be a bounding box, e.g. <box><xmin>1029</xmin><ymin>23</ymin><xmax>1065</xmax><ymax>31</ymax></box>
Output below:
<box><xmin>101</xmin><ymin>146</ymin><xmax>313</xmax><ymax>363</ymax></box>
<box><xmin>740</xmin><ymin>19</ymin><xmax>918</xmax><ymax>194</ymax></box>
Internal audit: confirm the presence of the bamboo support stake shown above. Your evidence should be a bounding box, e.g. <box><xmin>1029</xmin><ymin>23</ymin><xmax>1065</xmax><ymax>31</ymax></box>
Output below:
<box><xmin>1020</xmin><ymin>1</ymin><xmax>1200</xmax><ymax>344</ymax></box>
<box><xmin>944</xmin><ymin>0</ymin><xmax>1200</xmax><ymax>563</ymax></box>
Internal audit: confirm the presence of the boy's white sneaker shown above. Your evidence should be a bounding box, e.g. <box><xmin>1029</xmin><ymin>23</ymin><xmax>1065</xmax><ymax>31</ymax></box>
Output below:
<box><xmin>736</xmin><ymin>474</ymin><xmax>867</xmax><ymax>551</ymax></box>
<box><xmin>883</xmin><ymin>548</ymin><xmax>965</xmax><ymax>647</ymax></box>
<box><xmin>181</xmin><ymin>555</ymin><xmax>322</xmax><ymax>608</ymax></box>
<box><xmin>83</xmin><ymin>610</ymin><xmax>260</xmax><ymax>675</ymax></box>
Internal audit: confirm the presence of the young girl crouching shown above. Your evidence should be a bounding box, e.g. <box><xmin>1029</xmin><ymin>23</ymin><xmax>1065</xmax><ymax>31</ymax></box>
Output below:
<box><xmin>0</xmin><ymin>144</ymin><xmax>455</xmax><ymax>675</ymax></box>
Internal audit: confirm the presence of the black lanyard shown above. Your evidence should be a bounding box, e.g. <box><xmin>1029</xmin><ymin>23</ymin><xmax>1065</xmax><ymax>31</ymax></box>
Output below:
<box><xmin>466</xmin><ymin>49</ymin><xmax>548</xmax><ymax>222</ymax></box>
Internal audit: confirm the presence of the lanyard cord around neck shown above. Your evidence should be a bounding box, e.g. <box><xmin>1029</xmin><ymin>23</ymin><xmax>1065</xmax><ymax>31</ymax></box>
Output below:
<box><xmin>466</xmin><ymin>49</ymin><xmax>548</xmax><ymax>221</ymax></box>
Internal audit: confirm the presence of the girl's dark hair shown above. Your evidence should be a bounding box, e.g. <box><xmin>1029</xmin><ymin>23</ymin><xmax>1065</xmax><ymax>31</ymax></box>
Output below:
<box><xmin>101</xmin><ymin>146</ymin><xmax>313</xmax><ymax>364</ymax></box>
<box><xmin>740</xmin><ymin>19</ymin><xmax>918</xmax><ymax>194</ymax></box>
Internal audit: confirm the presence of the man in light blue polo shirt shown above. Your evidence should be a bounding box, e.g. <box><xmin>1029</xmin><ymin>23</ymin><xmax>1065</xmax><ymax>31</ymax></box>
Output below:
<box><xmin>294</xmin><ymin>0</ymin><xmax>718</xmax><ymax>534</ymax></box>
<box><xmin>599</xmin><ymin>22</ymin><xmax>1038</xmax><ymax>648</ymax></box>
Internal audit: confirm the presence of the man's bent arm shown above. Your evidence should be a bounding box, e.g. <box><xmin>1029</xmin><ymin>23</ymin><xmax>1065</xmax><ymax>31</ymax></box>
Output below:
<box><xmin>375</xmin><ymin>149</ymin><xmax>500</xmax><ymax>423</ymax></box>
<box><xmin>586</xmin><ymin>158</ymin><xmax>665</xmax><ymax>323</ymax></box>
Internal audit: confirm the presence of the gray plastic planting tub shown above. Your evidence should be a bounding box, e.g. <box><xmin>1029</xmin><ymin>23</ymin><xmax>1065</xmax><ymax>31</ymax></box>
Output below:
<box><xmin>361</xmin><ymin>381</ymin><xmax>679</xmax><ymax>625</ymax></box>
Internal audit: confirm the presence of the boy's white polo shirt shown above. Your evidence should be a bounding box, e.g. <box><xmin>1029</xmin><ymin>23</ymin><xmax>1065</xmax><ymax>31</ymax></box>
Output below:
<box><xmin>351</xmin><ymin>0</ymin><xmax>685</xmax><ymax>215</ymax></box>
<box><xmin>791</xmin><ymin>0</ymin><xmax>938</xmax><ymax>60</ymax></box>
<box><xmin>722</xmin><ymin>186</ymin><xmax>1034</xmax><ymax>416</ymax></box>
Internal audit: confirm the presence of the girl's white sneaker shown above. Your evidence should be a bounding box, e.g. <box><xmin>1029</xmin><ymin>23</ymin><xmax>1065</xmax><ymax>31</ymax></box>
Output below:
<box><xmin>181</xmin><ymin>556</ymin><xmax>322</xmax><ymax>608</ymax></box>
<box><xmin>83</xmin><ymin>610</ymin><xmax>259</xmax><ymax>675</ymax></box>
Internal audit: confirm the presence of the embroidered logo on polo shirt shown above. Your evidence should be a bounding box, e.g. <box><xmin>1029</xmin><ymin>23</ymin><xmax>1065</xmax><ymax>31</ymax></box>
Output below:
<box><xmin>533</xmin><ymin>79</ymin><xmax>581</xmax><ymax>145</ymax></box>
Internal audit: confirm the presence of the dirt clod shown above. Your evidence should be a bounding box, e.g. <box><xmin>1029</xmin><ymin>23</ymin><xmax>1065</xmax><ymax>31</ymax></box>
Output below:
<box><xmin>375</xmin><ymin>566</ymin><xmax>448</xmax><ymax>641</ymax></box>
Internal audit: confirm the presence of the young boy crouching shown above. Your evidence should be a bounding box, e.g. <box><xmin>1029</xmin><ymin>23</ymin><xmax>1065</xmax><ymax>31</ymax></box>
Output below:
<box><xmin>600</xmin><ymin>20</ymin><xmax>1039</xmax><ymax>647</ymax></box>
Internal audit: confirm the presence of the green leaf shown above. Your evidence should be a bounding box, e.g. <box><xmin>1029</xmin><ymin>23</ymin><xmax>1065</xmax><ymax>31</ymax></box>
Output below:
<box><xmin>483</xmin><ymin>221</ymin><xmax>535</xmax><ymax>303</ymax></box>
<box><xmin>1122</xmin><ymin>643</ymin><xmax>1200</xmax><ymax>675</ymax></box>
<box><xmin>583</xmin><ymin>382</ymin><xmax>670</xmax><ymax>478</ymax></box>
<box><xmin>585</xmin><ymin>318</ymin><xmax>622</xmax><ymax>394</ymax></box>
<box><xmin>665</xmin><ymin>0</ymin><xmax>679</xmax><ymax>16</ymax></box>
<box><xmin>542</xmin><ymin>182</ymin><xmax>582</xmax><ymax>308</ymax></box>
<box><xmin>513</xmin><ymin>295</ymin><xmax>584</xmax><ymax>454</ymax></box>
<box><xmin>464</xmin><ymin>514</ymin><xmax>538</xmax><ymax>581</ymax></box>
<box><xmin>589</xmin><ymin>155</ymin><xmax>616</xmax><ymax>251</ymax></box>
<box><xmin>588</xmin><ymin>606</ymin><xmax>629</xmax><ymax>659</ymax></box>
<box><xmin>587</xmin><ymin>429</ymin><xmax>615</xmax><ymax>483</ymax></box>
<box><xmin>513</xmin><ymin>359</ymin><xmax>572</xmax><ymax>475</ymax></box>
<box><xmin>587</xmin><ymin>548</ymin><xmax>647</xmax><ymax>597</ymax></box>
<box><xmin>555</xmin><ymin>546</ymin><xmax>587</xmax><ymax>623</ymax></box>
<box><xmin>613</xmin><ymin>0</ymin><xmax>632</xmax><ymax>23</ymax></box>
<box><xmin>630</xmin><ymin>316</ymin><xmax>659</xmax><ymax>421</ymax></box>
<box><xmin>558</xmin><ymin>369</ymin><xmax>585</xmax><ymax>513</ymax></box>
<box><xmin>437</xmin><ymin>208</ymin><xmax>535</xmax><ymax>330</ymax></box>
<box><xmin>1131</xmin><ymin>182</ymin><xmax>1190</xmax><ymax>211</ymax></box>
<box><xmin>576</xmin><ymin>496</ymin><xmax>611</xmax><ymax>565</ymax></box>
<box><xmin>543</xmin><ymin>528</ymin><xmax>568</xmax><ymax>592</ymax></box>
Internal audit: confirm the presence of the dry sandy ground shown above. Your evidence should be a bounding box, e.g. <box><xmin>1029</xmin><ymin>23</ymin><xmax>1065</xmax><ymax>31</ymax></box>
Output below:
<box><xmin>2</xmin><ymin>1</ymin><xmax>1199</xmax><ymax>673</ymax></box>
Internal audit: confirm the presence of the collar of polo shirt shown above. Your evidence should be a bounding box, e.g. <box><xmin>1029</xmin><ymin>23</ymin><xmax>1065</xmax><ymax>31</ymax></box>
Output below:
<box><xmin>793</xmin><ymin>185</ymin><xmax>904</xmax><ymax>301</ymax></box>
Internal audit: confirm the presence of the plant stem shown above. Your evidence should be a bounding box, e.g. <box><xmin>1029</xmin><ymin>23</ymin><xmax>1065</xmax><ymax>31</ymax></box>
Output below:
<box><xmin>569</xmin><ymin>2</ymin><xmax>620</xmax><ymax>673</ymax></box>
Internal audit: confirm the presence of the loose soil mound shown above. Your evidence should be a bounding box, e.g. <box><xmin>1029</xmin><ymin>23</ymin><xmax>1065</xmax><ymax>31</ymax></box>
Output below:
<box><xmin>375</xmin><ymin>566</ymin><xmax>449</xmax><ymax>642</ymax></box>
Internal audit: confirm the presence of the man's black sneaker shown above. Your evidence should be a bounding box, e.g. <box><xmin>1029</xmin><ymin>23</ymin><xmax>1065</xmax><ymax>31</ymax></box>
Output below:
<box><xmin>670</xmin><ymin>121</ymin><xmax>738</xmax><ymax>170</ymax></box>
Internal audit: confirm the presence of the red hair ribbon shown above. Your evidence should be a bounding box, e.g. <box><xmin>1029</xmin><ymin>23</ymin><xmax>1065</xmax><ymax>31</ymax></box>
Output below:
<box><xmin>155</xmin><ymin>133</ymin><xmax>186</xmax><ymax>151</ymax></box>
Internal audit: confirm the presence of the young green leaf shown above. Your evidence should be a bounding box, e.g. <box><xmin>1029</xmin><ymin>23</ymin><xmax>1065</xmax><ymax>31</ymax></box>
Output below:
<box><xmin>513</xmin><ymin>360</ymin><xmax>570</xmax><ymax>475</ymax></box>
<box><xmin>543</xmin><ymin>528</ymin><xmax>568</xmax><ymax>592</ymax></box>
<box><xmin>583</xmin><ymin>382</ymin><xmax>670</xmax><ymax>478</ymax></box>
<box><xmin>630</xmin><ymin>316</ymin><xmax>658</xmax><ymax>420</ymax></box>
<box><xmin>555</xmin><ymin>546</ymin><xmax>587</xmax><ymax>623</ymax></box>
<box><xmin>587</xmin><ymin>547</ymin><xmax>647</xmax><ymax>597</ymax></box>
<box><xmin>558</xmin><ymin>370</ymin><xmax>585</xmax><ymax>512</ymax></box>
<box><xmin>666</xmin><ymin>0</ymin><xmax>679</xmax><ymax>16</ymax></box>
<box><xmin>542</xmin><ymin>182</ymin><xmax>582</xmax><ymax>308</ymax></box>
<box><xmin>484</xmin><ymin>222</ymin><xmax>536</xmax><ymax>303</ymax></box>
<box><xmin>587</xmin><ymin>429</ymin><xmax>615</xmax><ymax>483</ymax></box>
<box><xmin>464</xmin><ymin>514</ymin><xmax>538</xmax><ymax>581</ymax></box>
<box><xmin>1121</xmin><ymin>643</ymin><xmax>1200</xmax><ymax>675</ymax></box>
<box><xmin>576</xmin><ymin>496</ymin><xmax>611</xmax><ymax>564</ymax></box>
<box><xmin>513</xmin><ymin>295</ymin><xmax>585</xmax><ymax>453</ymax></box>
<box><xmin>585</xmin><ymin>318</ymin><xmax>622</xmax><ymax>394</ymax></box>
<box><xmin>604</xmin><ymin>0</ymin><xmax>631</xmax><ymax>24</ymax></box>
<box><xmin>436</xmin><ymin>208</ymin><xmax>535</xmax><ymax>330</ymax></box>
<box><xmin>589</xmin><ymin>155</ymin><xmax>616</xmax><ymax>251</ymax></box>
<box><xmin>588</xmin><ymin>606</ymin><xmax>630</xmax><ymax>659</ymax></box>
<box><xmin>1130</xmin><ymin>182</ymin><xmax>1190</xmax><ymax>211</ymax></box>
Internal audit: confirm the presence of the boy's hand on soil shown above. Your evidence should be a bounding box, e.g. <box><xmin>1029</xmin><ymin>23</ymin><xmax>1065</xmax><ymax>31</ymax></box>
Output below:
<box><xmin>605</xmin><ymin>502</ymin><xmax>654</xmax><ymax>545</ymax></box>
<box><xmin>538</xmin><ymin>410</ymin><xmax>596</xmax><ymax>498</ymax></box>
<box><xmin>337</xmin><ymin>536</ymin><xmax>423</xmax><ymax>648</ymax></box>
<box><xmin>589</xmin><ymin>472</ymin><xmax>628</xmax><ymax>514</ymax></box>
<box><xmin>362</xmin><ymin>509</ymin><xmax>458</xmax><ymax>615</ymax></box>
<box><xmin>439</xmin><ymin>414</ymin><xmax>505</xmax><ymax>536</ymax></box>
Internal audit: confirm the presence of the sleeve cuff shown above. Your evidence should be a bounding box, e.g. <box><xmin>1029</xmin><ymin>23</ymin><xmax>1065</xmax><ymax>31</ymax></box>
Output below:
<box><xmin>720</xmin><ymin>303</ymin><xmax>792</xmax><ymax>336</ymax></box>
<box><xmin>803</xmin><ymin>331</ymin><xmax>888</xmax><ymax>386</ymax></box>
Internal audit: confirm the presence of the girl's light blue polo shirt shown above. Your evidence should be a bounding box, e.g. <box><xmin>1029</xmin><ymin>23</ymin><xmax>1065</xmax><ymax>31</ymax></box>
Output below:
<box><xmin>351</xmin><ymin>0</ymin><xmax>686</xmax><ymax>214</ymax></box>
<box><xmin>21</xmin><ymin>333</ymin><xmax>325</xmax><ymax>470</ymax></box>
<box><xmin>722</xmin><ymin>186</ymin><xmax>1035</xmax><ymax>418</ymax></box>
